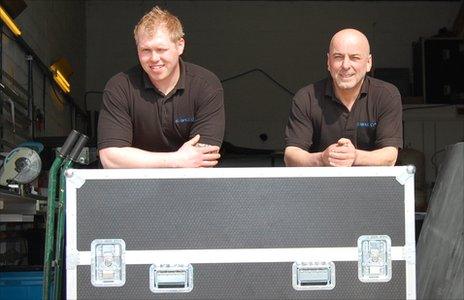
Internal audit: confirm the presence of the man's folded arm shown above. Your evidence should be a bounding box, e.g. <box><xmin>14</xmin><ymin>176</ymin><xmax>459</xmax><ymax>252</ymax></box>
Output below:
<box><xmin>354</xmin><ymin>146</ymin><xmax>398</xmax><ymax>166</ymax></box>
<box><xmin>99</xmin><ymin>135</ymin><xmax>220</xmax><ymax>169</ymax></box>
<box><xmin>284</xmin><ymin>146</ymin><xmax>324</xmax><ymax>167</ymax></box>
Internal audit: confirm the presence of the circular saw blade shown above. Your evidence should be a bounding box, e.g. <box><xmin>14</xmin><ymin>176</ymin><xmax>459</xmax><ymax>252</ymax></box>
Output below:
<box><xmin>0</xmin><ymin>147</ymin><xmax>42</xmax><ymax>185</ymax></box>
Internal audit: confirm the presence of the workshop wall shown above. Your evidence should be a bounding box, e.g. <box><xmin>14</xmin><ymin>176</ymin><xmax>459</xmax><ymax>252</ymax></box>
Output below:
<box><xmin>2</xmin><ymin>0</ymin><xmax>86</xmax><ymax>139</ymax></box>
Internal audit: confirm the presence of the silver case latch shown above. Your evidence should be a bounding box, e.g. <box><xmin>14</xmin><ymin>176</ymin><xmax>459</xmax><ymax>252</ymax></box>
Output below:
<box><xmin>358</xmin><ymin>235</ymin><xmax>392</xmax><ymax>282</ymax></box>
<box><xmin>90</xmin><ymin>239</ymin><xmax>126</xmax><ymax>287</ymax></box>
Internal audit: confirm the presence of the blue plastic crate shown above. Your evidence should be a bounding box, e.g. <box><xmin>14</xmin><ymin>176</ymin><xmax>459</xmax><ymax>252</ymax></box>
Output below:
<box><xmin>0</xmin><ymin>271</ymin><xmax>43</xmax><ymax>300</ymax></box>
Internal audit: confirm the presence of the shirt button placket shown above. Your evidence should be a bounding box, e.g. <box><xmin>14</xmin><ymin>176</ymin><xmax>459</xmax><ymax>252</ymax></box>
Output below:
<box><xmin>344</xmin><ymin>112</ymin><xmax>357</xmax><ymax>145</ymax></box>
<box><xmin>160</xmin><ymin>97</ymin><xmax>167</xmax><ymax>130</ymax></box>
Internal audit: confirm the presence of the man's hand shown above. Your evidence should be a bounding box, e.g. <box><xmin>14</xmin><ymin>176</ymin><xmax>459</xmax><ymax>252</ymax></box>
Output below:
<box><xmin>322</xmin><ymin>138</ymin><xmax>357</xmax><ymax>167</ymax></box>
<box><xmin>196</xmin><ymin>142</ymin><xmax>220</xmax><ymax>154</ymax></box>
<box><xmin>175</xmin><ymin>135</ymin><xmax>221</xmax><ymax>167</ymax></box>
<box><xmin>285</xmin><ymin>139</ymin><xmax>397</xmax><ymax>168</ymax></box>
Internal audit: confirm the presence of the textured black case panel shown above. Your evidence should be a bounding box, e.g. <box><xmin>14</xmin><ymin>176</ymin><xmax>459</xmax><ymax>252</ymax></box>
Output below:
<box><xmin>75</xmin><ymin>177</ymin><xmax>404</xmax><ymax>251</ymax></box>
<box><xmin>75</xmin><ymin>261</ymin><xmax>406</xmax><ymax>299</ymax></box>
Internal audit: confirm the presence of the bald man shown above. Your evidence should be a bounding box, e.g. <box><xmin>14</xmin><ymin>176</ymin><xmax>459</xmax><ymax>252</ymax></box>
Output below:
<box><xmin>284</xmin><ymin>28</ymin><xmax>402</xmax><ymax>167</ymax></box>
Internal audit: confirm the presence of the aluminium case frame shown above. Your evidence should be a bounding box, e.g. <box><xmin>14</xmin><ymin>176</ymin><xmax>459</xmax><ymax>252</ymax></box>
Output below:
<box><xmin>65</xmin><ymin>166</ymin><xmax>416</xmax><ymax>299</ymax></box>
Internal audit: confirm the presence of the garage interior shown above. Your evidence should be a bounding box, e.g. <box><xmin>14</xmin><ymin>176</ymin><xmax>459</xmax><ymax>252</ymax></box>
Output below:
<box><xmin>0</xmin><ymin>1</ymin><xmax>463</xmax><ymax>299</ymax></box>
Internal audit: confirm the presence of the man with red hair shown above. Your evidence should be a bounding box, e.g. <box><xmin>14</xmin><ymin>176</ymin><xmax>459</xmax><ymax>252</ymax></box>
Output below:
<box><xmin>98</xmin><ymin>6</ymin><xmax>224</xmax><ymax>168</ymax></box>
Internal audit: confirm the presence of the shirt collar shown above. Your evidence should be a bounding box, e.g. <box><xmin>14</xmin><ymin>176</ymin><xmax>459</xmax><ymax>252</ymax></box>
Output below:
<box><xmin>325</xmin><ymin>75</ymin><xmax>369</xmax><ymax>101</ymax></box>
<box><xmin>176</xmin><ymin>58</ymin><xmax>186</xmax><ymax>90</ymax></box>
<box><xmin>141</xmin><ymin>58</ymin><xmax>186</xmax><ymax>94</ymax></box>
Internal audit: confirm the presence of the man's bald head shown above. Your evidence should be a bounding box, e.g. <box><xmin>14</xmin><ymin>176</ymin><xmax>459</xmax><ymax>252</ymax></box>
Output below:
<box><xmin>329</xmin><ymin>28</ymin><xmax>370</xmax><ymax>56</ymax></box>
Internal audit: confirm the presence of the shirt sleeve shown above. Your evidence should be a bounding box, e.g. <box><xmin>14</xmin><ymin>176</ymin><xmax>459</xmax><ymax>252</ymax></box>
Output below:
<box><xmin>97</xmin><ymin>77</ymin><xmax>133</xmax><ymax>150</ymax></box>
<box><xmin>284</xmin><ymin>88</ymin><xmax>314</xmax><ymax>151</ymax></box>
<box><xmin>375</xmin><ymin>85</ymin><xmax>403</xmax><ymax>149</ymax></box>
<box><xmin>189</xmin><ymin>80</ymin><xmax>225</xmax><ymax>147</ymax></box>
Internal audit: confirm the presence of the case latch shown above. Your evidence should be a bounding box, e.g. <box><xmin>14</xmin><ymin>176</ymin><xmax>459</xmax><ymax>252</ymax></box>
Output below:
<box><xmin>149</xmin><ymin>264</ymin><xmax>193</xmax><ymax>293</ymax></box>
<box><xmin>292</xmin><ymin>261</ymin><xmax>336</xmax><ymax>290</ymax></box>
<box><xmin>90</xmin><ymin>239</ymin><xmax>126</xmax><ymax>287</ymax></box>
<box><xmin>358</xmin><ymin>235</ymin><xmax>392</xmax><ymax>282</ymax></box>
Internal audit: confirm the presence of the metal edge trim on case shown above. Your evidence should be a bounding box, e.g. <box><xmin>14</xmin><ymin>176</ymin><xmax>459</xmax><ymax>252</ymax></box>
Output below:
<box><xmin>403</xmin><ymin>169</ymin><xmax>417</xmax><ymax>299</ymax></box>
<box><xmin>66</xmin><ymin>250</ymin><xmax>79</xmax><ymax>270</ymax></box>
<box><xmin>66</xmin><ymin>178</ymin><xmax>79</xmax><ymax>299</ymax></box>
<box><xmin>65</xmin><ymin>169</ymin><xmax>86</xmax><ymax>189</ymax></box>
<box><xmin>67</xmin><ymin>268</ymin><xmax>77</xmax><ymax>299</ymax></box>
<box><xmin>66</xmin><ymin>166</ymin><xmax>411</xmax><ymax>180</ymax></box>
<box><xmin>75</xmin><ymin>247</ymin><xmax>405</xmax><ymax>266</ymax></box>
<box><xmin>395</xmin><ymin>165</ymin><xmax>416</xmax><ymax>185</ymax></box>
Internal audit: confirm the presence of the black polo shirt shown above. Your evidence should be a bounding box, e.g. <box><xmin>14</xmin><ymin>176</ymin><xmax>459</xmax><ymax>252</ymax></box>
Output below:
<box><xmin>285</xmin><ymin>76</ymin><xmax>403</xmax><ymax>152</ymax></box>
<box><xmin>98</xmin><ymin>60</ymin><xmax>225</xmax><ymax>152</ymax></box>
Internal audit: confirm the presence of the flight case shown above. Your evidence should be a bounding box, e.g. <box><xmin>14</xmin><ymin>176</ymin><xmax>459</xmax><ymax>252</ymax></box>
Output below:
<box><xmin>65</xmin><ymin>166</ymin><xmax>416</xmax><ymax>299</ymax></box>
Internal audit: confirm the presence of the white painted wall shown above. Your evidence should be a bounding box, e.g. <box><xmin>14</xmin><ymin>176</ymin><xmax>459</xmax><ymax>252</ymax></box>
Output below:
<box><xmin>85</xmin><ymin>0</ymin><xmax>460</xmax><ymax>150</ymax></box>
<box><xmin>403</xmin><ymin>105</ymin><xmax>464</xmax><ymax>187</ymax></box>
